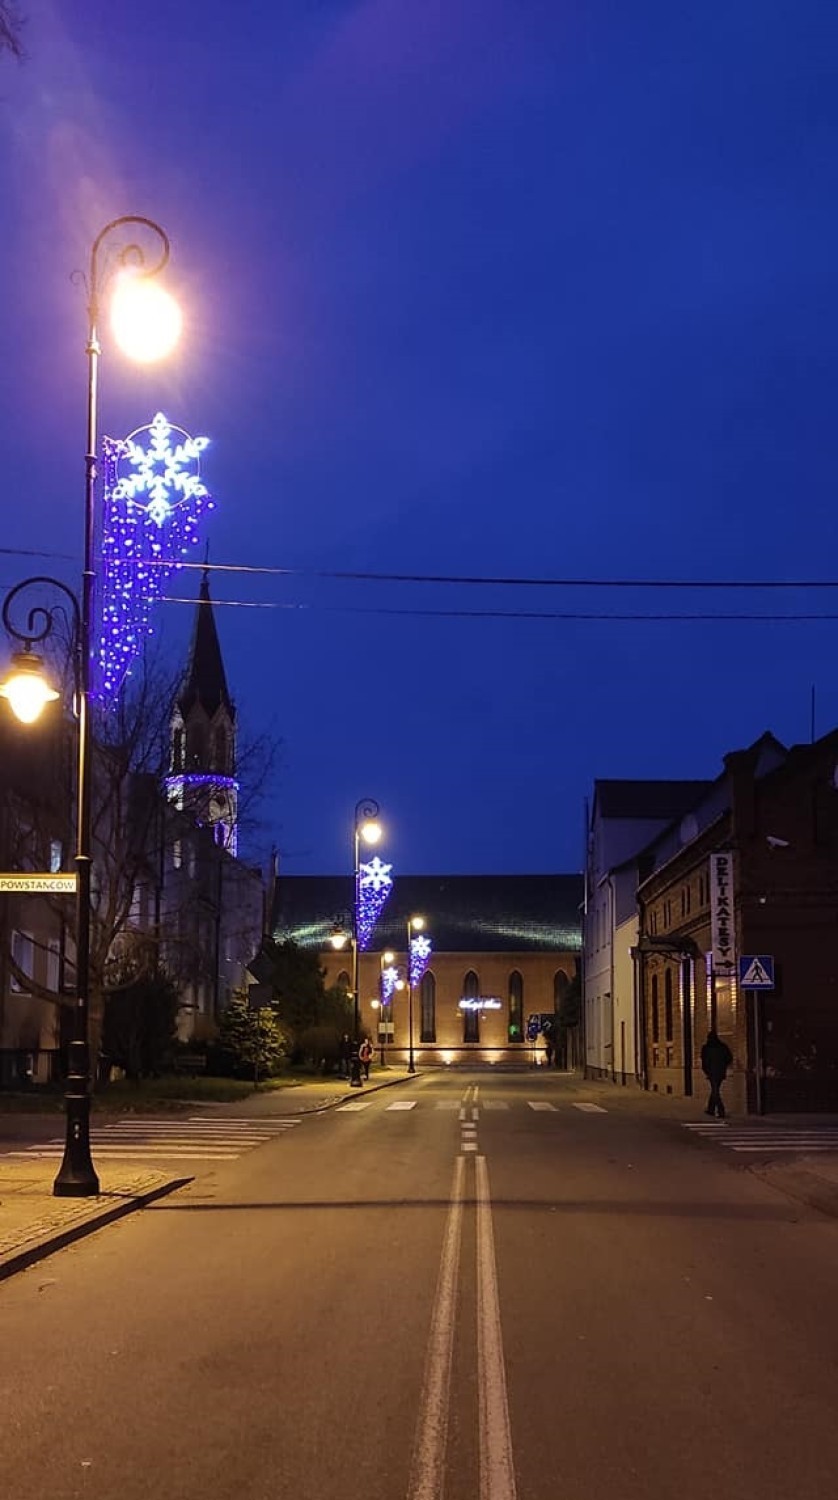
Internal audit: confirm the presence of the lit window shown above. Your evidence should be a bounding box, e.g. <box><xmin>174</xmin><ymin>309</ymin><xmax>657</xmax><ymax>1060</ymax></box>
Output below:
<box><xmin>50</xmin><ymin>840</ymin><xmax>63</xmax><ymax>874</ymax></box>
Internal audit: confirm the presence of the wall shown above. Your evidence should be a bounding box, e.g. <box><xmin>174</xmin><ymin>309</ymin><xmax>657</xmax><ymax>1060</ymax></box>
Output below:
<box><xmin>321</xmin><ymin>948</ymin><xmax>578</xmax><ymax>1065</ymax></box>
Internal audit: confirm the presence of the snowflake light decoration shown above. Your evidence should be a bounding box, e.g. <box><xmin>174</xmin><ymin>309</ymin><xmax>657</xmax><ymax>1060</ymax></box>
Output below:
<box><xmin>409</xmin><ymin>933</ymin><xmax>432</xmax><ymax>987</ymax></box>
<box><xmin>356</xmin><ymin>856</ymin><xmax>393</xmax><ymax>950</ymax></box>
<box><xmin>96</xmin><ymin>412</ymin><xmax>214</xmax><ymax>705</ymax></box>
<box><xmin>380</xmin><ymin>965</ymin><xmax>400</xmax><ymax>1003</ymax></box>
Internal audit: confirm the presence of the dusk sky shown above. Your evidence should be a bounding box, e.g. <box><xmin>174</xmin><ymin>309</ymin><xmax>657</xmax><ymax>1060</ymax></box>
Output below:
<box><xmin>2</xmin><ymin>2</ymin><xmax>838</xmax><ymax>876</ymax></box>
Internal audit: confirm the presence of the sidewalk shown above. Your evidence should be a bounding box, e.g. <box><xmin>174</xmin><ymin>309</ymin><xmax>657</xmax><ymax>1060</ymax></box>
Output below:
<box><xmin>569</xmin><ymin>1072</ymin><xmax>838</xmax><ymax>1218</ymax></box>
<box><xmin>0</xmin><ymin>1070</ymin><xmax>413</xmax><ymax>1283</ymax></box>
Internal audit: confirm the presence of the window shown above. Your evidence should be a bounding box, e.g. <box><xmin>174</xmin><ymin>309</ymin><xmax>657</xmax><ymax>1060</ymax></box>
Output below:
<box><xmin>664</xmin><ymin>968</ymin><xmax>674</xmax><ymax>1043</ymax></box>
<box><xmin>11</xmin><ymin>930</ymin><xmax>34</xmax><ymax>994</ymax></box>
<box><xmin>508</xmin><ymin>970</ymin><xmax>523</xmax><ymax>1042</ymax></box>
<box><xmin>681</xmin><ymin>885</ymin><xmax>691</xmax><ymax>918</ymax></box>
<box><xmin>336</xmin><ymin>970</ymin><xmax>350</xmax><ymax>994</ymax></box>
<box><xmin>463</xmin><ymin>969</ymin><xmax>480</xmax><ymax>1044</ymax></box>
<box><xmin>651</xmin><ymin>972</ymin><xmax>659</xmax><ymax>1044</ymax></box>
<box><xmin>46</xmin><ymin>939</ymin><xmax>60</xmax><ymax>994</ymax></box>
<box><xmin>49</xmin><ymin>840</ymin><xmax>63</xmax><ymax>874</ymax></box>
<box><xmin>172</xmin><ymin>727</ymin><xmax>184</xmax><ymax>773</ymax></box>
<box><xmin>173</xmin><ymin>839</ymin><xmax>183</xmax><ymax>871</ymax></box>
<box><xmin>420</xmin><ymin>971</ymin><xmax>436</xmax><ymax>1043</ymax></box>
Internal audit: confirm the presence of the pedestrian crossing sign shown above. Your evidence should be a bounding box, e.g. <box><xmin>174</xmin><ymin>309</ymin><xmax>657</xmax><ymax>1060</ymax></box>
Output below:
<box><xmin>738</xmin><ymin>955</ymin><xmax>774</xmax><ymax>989</ymax></box>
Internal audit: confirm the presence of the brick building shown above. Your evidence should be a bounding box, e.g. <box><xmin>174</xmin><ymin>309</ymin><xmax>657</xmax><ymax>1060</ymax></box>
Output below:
<box><xmin>633</xmin><ymin>730</ymin><xmax>838</xmax><ymax>1112</ymax></box>
<box><xmin>271</xmin><ymin>873</ymin><xmax>582</xmax><ymax>1066</ymax></box>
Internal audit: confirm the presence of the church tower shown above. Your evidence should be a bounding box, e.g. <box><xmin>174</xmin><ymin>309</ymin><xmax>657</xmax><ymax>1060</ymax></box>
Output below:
<box><xmin>167</xmin><ymin>569</ymin><xmax>238</xmax><ymax>854</ymax></box>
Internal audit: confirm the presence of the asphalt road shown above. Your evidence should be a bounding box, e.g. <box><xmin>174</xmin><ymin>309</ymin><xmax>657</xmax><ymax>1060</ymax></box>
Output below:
<box><xmin>2</xmin><ymin>1071</ymin><xmax>838</xmax><ymax>1500</ymax></box>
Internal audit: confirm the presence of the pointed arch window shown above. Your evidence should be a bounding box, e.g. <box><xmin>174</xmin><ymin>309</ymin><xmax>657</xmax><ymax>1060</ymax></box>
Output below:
<box><xmin>664</xmin><ymin>967</ymin><xmax>674</xmax><ymax>1043</ymax></box>
<box><xmin>463</xmin><ymin>969</ymin><xmax>480</xmax><ymax>1044</ymax></box>
<box><xmin>420</xmin><ymin>971</ymin><xmax>436</xmax><ymax>1043</ymax></box>
<box><xmin>651</xmin><ymin>972</ymin><xmax>660</xmax><ymax>1044</ymax></box>
<box><xmin>336</xmin><ymin>970</ymin><xmax>350</xmax><ymax>994</ymax></box>
<box><xmin>508</xmin><ymin>970</ymin><xmax>523</xmax><ymax>1042</ymax></box>
<box><xmin>172</xmin><ymin>727</ymin><xmax>184</xmax><ymax>773</ymax></box>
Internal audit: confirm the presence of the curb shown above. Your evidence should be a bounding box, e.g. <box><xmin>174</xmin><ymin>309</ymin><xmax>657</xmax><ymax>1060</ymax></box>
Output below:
<box><xmin>749</xmin><ymin>1161</ymin><xmax>838</xmax><ymax>1220</ymax></box>
<box><xmin>0</xmin><ymin>1175</ymin><xmax>192</xmax><ymax>1284</ymax></box>
<box><xmin>308</xmin><ymin>1072</ymin><xmax>417</xmax><ymax>1114</ymax></box>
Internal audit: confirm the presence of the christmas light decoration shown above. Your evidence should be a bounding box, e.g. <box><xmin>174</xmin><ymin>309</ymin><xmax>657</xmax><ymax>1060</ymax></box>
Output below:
<box><xmin>380</xmin><ymin>965</ymin><xmax>400</xmax><ymax>1002</ymax></box>
<box><xmin>409</xmin><ymin>933</ymin><xmax>432</xmax><ymax>986</ymax></box>
<box><xmin>96</xmin><ymin>412</ymin><xmax>214</xmax><ymax>704</ymax></box>
<box><xmin>356</xmin><ymin>856</ymin><xmax>393</xmax><ymax>950</ymax></box>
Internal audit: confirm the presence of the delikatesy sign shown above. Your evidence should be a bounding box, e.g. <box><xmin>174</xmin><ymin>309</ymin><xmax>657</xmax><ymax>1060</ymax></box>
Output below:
<box><xmin>709</xmin><ymin>852</ymin><xmax>736</xmax><ymax>976</ymax></box>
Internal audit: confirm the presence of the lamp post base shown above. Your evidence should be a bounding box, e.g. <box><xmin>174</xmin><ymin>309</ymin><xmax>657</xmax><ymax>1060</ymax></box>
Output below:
<box><xmin>53</xmin><ymin>1041</ymin><xmax>99</xmax><ymax>1197</ymax></box>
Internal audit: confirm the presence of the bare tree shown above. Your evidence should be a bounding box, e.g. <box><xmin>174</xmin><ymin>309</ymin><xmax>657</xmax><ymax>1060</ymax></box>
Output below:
<box><xmin>2</xmin><ymin>650</ymin><xmax>282</xmax><ymax>1071</ymax></box>
<box><xmin>0</xmin><ymin>4</ymin><xmax>24</xmax><ymax>59</ymax></box>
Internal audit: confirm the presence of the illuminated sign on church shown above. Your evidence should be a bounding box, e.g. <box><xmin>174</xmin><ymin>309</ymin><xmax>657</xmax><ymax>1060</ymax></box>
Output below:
<box><xmin>458</xmin><ymin>997</ymin><xmax>503</xmax><ymax>1011</ymax></box>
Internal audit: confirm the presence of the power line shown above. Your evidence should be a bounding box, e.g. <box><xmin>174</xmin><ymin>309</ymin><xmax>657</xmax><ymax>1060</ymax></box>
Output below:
<box><xmin>147</xmin><ymin>558</ymin><xmax>838</xmax><ymax>590</ymax></box>
<box><xmin>159</xmin><ymin>595</ymin><xmax>838</xmax><ymax>622</ymax></box>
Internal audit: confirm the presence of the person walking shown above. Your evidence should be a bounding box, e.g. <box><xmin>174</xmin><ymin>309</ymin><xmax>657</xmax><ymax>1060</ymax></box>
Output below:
<box><xmin>701</xmin><ymin>1028</ymin><xmax>733</xmax><ymax>1118</ymax></box>
<box><xmin>338</xmin><ymin>1033</ymin><xmax>352</xmax><ymax>1079</ymax></box>
<box><xmin>359</xmin><ymin>1036</ymin><xmax>373</xmax><ymax>1082</ymax></box>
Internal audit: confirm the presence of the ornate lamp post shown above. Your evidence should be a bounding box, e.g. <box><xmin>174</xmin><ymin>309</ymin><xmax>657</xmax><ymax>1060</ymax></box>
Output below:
<box><xmin>352</xmin><ymin>798</ymin><xmax>382</xmax><ymax>1044</ymax></box>
<box><xmin>0</xmin><ymin>217</ymin><xmax>179</xmax><ymax>1197</ymax></box>
<box><xmin>406</xmin><ymin>915</ymin><xmax>425</xmax><ymax>1076</ymax></box>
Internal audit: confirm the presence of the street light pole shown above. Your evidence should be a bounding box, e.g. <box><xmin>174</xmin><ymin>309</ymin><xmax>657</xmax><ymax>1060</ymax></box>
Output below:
<box><xmin>0</xmin><ymin>576</ymin><xmax>97</xmax><ymax>1193</ymax></box>
<box><xmin>406</xmin><ymin>914</ymin><xmax>425</xmax><ymax>1076</ymax></box>
<box><xmin>352</xmin><ymin>797</ymin><xmax>381</xmax><ymax>1044</ymax></box>
<box><xmin>1</xmin><ymin>218</ymin><xmax>178</xmax><ymax>1195</ymax></box>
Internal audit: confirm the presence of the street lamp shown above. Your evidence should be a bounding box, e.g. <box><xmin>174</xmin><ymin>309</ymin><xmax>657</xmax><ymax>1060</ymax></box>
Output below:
<box><xmin>352</xmin><ymin>798</ymin><xmax>382</xmax><ymax>1044</ymax></box>
<box><xmin>0</xmin><ymin>216</ymin><xmax>180</xmax><ymax>1198</ymax></box>
<box><xmin>406</xmin><ymin>914</ymin><xmax>425</xmax><ymax>1075</ymax></box>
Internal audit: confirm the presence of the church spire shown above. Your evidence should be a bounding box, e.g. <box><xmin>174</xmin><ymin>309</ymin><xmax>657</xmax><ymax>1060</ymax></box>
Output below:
<box><xmin>177</xmin><ymin>568</ymin><xmax>233</xmax><ymax>722</ymax></box>
<box><xmin>168</xmin><ymin>569</ymin><xmax>238</xmax><ymax>853</ymax></box>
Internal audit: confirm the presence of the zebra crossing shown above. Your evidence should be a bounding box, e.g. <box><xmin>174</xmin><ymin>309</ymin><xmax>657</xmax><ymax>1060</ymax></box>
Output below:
<box><xmin>683</xmin><ymin>1120</ymin><xmax>838</xmax><ymax>1154</ymax></box>
<box><xmin>7</xmin><ymin>1115</ymin><xmax>301</xmax><ymax>1163</ymax></box>
<box><xmin>336</xmin><ymin>1098</ymin><xmax>608</xmax><ymax>1115</ymax></box>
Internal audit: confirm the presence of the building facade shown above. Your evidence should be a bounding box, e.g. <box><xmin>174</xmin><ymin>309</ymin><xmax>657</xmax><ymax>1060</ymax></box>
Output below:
<box><xmin>272</xmin><ymin>873</ymin><xmax>582</xmax><ymax>1066</ymax></box>
<box><xmin>635</xmin><ymin>731</ymin><xmax>838</xmax><ymax>1112</ymax></box>
<box><xmin>583</xmin><ymin>779</ymin><xmax>711</xmax><ymax>1084</ymax></box>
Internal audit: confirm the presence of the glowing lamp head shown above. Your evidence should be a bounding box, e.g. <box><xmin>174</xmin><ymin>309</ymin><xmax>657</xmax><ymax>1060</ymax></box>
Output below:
<box><xmin>0</xmin><ymin>651</ymin><xmax>60</xmax><ymax>724</ymax></box>
<box><xmin>382</xmin><ymin>950</ymin><xmax>395</xmax><ymax>965</ymax></box>
<box><xmin>358</xmin><ymin>819</ymin><xmax>382</xmax><ymax>848</ymax></box>
<box><xmin>110</xmin><ymin>269</ymin><xmax>182</xmax><ymax>362</ymax></box>
<box><xmin>329</xmin><ymin>928</ymin><xmax>349</xmax><ymax>951</ymax></box>
<box><xmin>409</xmin><ymin>915</ymin><xmax>425</xmax><ymax>933</ymax></box>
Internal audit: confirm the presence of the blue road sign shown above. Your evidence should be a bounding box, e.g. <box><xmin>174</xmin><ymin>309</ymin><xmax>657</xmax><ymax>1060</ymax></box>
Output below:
<box><xmin>739</xmin><ymin>955</ymin><xmax>775</xmax><ymax>989</ymax></box>
<box><xmin>526</xmin><ymin>1014</ymin><xmax>541</xmax><ymax>1041</ymax></box>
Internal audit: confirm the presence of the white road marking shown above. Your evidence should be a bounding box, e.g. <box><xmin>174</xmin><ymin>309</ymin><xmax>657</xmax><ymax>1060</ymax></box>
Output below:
<box><xmin>527</xmin><ymin>1102</ymin><xmax>556</xmax><ymax>1112</ymax></box>
<box><xmin>731</xmin><ymin>1144</ymin><xmax>838</xmax><ymax>1152</ymax></box>
<box><xmin>336</xmin><ymin>1101</ymin><xmax>371</xmax><ymax>1112</ymax></box>
<box><xmin>462</xmin><ymin>1143</ymin><xmax>478</xmax><ymax>1153</ymax></box>
<box><xmin>572</xmin><ymin>1102</ymin><xmax>607</xmax><ymax>1113</ymax></box>
<box><xmin>386</xmin><ymin>1101</ymin><xmax>418</xmax><ymax>1111</ymax></box>
<box><xmin>483</xmin><ymin>1101</ymin><xmax>510</xmax><ymax>1111</ymax></box>
<box><xmin>476</xmin><ymin>1155</ymin><xmax>518</xmax><ymax>1500</ymax></box>
<box><xmin>407</xmin><ymin>1155</ymin><xmax>465</xmax><ymax>1500</ymax></box>
<box><xmin>10</xmin><ymin>1148</ymin><xmax>241</xmax><ymax>1161</ymax></box>
<box><xmin>435</xmin><ymin>1101</ymin><xmax>461</xmax><ymax>1111</ymax></box>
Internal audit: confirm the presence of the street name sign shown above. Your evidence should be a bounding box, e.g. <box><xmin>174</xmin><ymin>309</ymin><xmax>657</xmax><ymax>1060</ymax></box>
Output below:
<box><xmin>739</xmin><ymin>955</ymin><xmax>775</xmax><ymax>989</ymax></box>
<box><xmin>0</xmin><ymin>873</ymin><xmax>77</xmax><ymax>893</ymax></box>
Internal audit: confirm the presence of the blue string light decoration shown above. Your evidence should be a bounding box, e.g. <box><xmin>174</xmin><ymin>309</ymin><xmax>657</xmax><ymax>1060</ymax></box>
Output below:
<box><xmin>380</xmin><ymin>965</ymin><xmax>400</xmax><ymax>1002</ymax></box>
<box><xmin>409</xmin><ymin>933</ymin><xmax>432</xmax><ymax>986</ymax></box>
<box><xmin>96</xmin><ymin>412</ymin><xmax>214</xmax><ymax>704</ymax></box>
<box><xmin>356</xmin><ymin>856</ymin><xmax>393</xmax><ymax>950</ymax></box>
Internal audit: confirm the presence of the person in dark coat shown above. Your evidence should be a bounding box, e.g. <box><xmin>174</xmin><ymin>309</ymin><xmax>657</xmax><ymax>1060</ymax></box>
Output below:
<box><xmin>701</xmin><ymin>1029</ymin><xmax>733</xmax><ymax>1118</ymax></box>
<box><xmin>338</xmin><ymin>1033</ymin><xmax>352</xmax><ymax>1079</ymax></box>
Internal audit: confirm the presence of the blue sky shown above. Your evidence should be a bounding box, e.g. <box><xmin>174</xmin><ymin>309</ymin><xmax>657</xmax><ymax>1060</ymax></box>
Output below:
<box><xmin>1</xmin><ymin>1</ymin><xmax>838</xmax><ymax>874</ymax></box>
